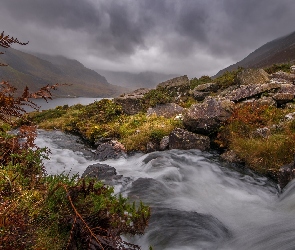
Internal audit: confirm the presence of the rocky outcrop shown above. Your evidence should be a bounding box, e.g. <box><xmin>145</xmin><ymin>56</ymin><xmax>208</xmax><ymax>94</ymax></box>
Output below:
<box><xmin>147</xmin><ymin>103</ymin><xmax>184</xmax><ymax>118</ymax></box>
<box><xmin>157</xmin><ymin>75</ymin><xmax>190</xmax><ymax>89</ymax></box>
<box><xmin>270</xmin><ymin>71</ymin><xmax>295</xmax><ymax>84</ymax></box>
<box><xmin>183</xmin><ymin>97</ymin><xmax>234</xmax><ymax>135</ymax></box>
<box><xmin>236</xmin><ymin>69</ymin><xmax>270</xmax><ymax>85</ymax></box>
<box><xmin>114</xmin><ymin>88</ymin><xmax>150</xmax><ymax>115</ymax></box>
<box><xmin>224</xmin><ymin>83</ymin><xmax>280</xmax><ymax>102</ymax></box>
<box><xmin>169</xmin><ymin>128</ymin><xmax>210</xmax><ymax>151</ymax></box>
<box><xmin>190</xmin><ymin>90</ymin><xmax>210</xmax><ymax>101</ymax></box>
<box><xmin>94</xmin><ymin>140</ymin><xmax>126</xmax><ymax>161</ymax></box>
<box><xmin>193</xmin><ymin>82</ymin><xmax>220</xmax><ymax>92</ymax></box>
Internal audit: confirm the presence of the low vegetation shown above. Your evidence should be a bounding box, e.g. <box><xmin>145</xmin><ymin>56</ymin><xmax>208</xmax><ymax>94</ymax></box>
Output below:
<box><xmin>0</xmin><ymin>32</ymin><xmax>150</xmax><ymax>249</ymax></box>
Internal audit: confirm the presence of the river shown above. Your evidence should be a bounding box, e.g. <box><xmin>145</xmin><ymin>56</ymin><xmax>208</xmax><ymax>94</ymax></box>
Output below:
<box><xmin>35</xmin><ymin>129</ymin><xmax>295</xmax><ymax>250</ymax></box>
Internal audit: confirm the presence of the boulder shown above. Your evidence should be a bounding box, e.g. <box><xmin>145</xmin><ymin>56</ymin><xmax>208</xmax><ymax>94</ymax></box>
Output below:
<box><xmin>146</xmin><ymin>141</ymin><xmax>160</xmax><ymax>153</ymax></box>
<box><xmin>225</xmin><ymin>83</ymin><xmax>280</xmax><ymax>102</ymax></box>
<box><xmin>82</xmin><ymin>163</ymin><xmax>117</xmax><ymax>180</ymax></box>
<box><xmin>147</xmin><ymin>103</ymin><xmax>184</xmax><ymax>118</ymax></box>
<box><xmin>183</xmin><ymin>97</ymin><xmax>234</xmax><ymax>135</ymax></box>
<box><xmin>278</xmin><ymin>161</ymin><xmax>295</xmax><ymax>191</ymax></box>
<box><xmin>94</xmin><ymin>140</ymin><xmax>126</xmax><ymax>161</ymax></box>
<box><xmin>193</xmin><ymin>82</ymin><xmax>220</xmax><ymax>92</ymax></box>
<box><xmin>220</xmin><ymin>150</ymin><xmax>243</xmax><ymax>164</ymax></box>
<box><xmin>169</xmin><ymin>128</ymin><xmax>210</xmax><ymax>151</ymax></box>
<box><xmin>159</xmin><ymin>136</ymin><xmax>169</xmax><ymax>151</ymax></box>
<box><xmin>236</xmin><ymin>69</ymin><xmax>270</xmax><ymax>85</ymax></box>
<box><xmin>270</xmin><ymin>71</ymin><xmax>295</xmax><ymax>84</ymax></box>
<box><xmin>273</xmin><ymin>93</ymin><xmax>295</xmax><ymax>105</ymax></box>
<box><xmin>190</xmin><ymin>90</ymin><xmax>210</xmax><ymax>101</ymax></box>
<box><xmin>157</xmin><ymin>75</ymin><xmax>190</xmax><ymax>89</ymax></box>
<box><xmin>114</xmin><ymin>88</ymin><xmax>150</xmax><ymax>115</ymax></box>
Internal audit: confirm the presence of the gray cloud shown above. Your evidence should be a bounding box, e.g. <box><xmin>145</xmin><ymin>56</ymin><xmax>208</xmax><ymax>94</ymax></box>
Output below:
<box><xmin>0</xmin><ymin>0</ymin><xmax>295</xmax><ymax>80</ymax></box>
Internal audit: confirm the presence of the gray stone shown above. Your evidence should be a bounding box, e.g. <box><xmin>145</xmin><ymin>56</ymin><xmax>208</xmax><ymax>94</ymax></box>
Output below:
<box><xmin>159</xmin><ymin>136</ymin><xmax>169</xmax><ymax>151</ymax></box>
<box><xmin>183</xmin><ymin>97</ymin><xmax>234</xmax><ymax>134</ymax></box>
<box><xmin>220</xmin><ymin>150</ymin><xmax>243</xmax><ymax>163</ymax></box>
<box><xmin>236</xmin><ymin>69</ymin><xmax>270</xmax><ymax>85</ymax></box>
<box><xmin>147</xmin><ymin>103</ymin><xmax>184</xmax><ymax>118</ymax></box>
<box><xmin>169</xmin><ymin>128</ymin><xmax>210</xmax><ymax>151</ymax></box>
<box><xmin>157</xmin><ymin>75</ymin><xmax>190</xmax><ymax>89</ymax></box>
<box><xmin>225</xmin><ymin>83</ymin><xmax>280</xmax><ymax>102</ymax></box>
<box><xmin>193</xmin><ymin>82</ymin><xmax>220</xmax><ymax>92</ymax></box>
<box><xmin>190</xmin><ymin>90</ymin><xmax>210</xmax><ymax>101</ymax></box>
<box><xmin>278</xmin><ymin>161</ymin><xmax>295</xmax><ymax>191</ymax></box>
<box><xmin>114</xmin><ymin>88</ymin><xmax>150</xmax><ymax>115</ymax></box>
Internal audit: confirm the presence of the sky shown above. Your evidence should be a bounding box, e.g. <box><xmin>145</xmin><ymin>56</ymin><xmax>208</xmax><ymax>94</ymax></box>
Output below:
<box><xmin>1</xmin><ymin>0</ymin><xmax>295</xmax><ymax>80</ymax></box>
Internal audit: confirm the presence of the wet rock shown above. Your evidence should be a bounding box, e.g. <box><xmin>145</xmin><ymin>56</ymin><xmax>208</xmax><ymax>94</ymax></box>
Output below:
<box><xmin>159</xmin><ymin>136</ymin><xmax>169</xmax><ymax>151</ymax></box>
<box><xmin>169</xmin><ymin>128</ymin><xmax>210</xmax><ymax>151</ymax></box>
<box><xmin>147</xmin><ymin>103</ymin><xmax>184</xmax><ymax>118</ymax></box>
<box><xmin>82</xmin><ymin>163</ymin><xmax>117</xmax><ymax>180</ymax></box>
<box><xmin>114</xmin><ymin>88</ymin><xmax>150</xmax><ymax>115</ymax></box>
<box><xmin>146</xmin><ymin>141</ymin><xmax>160</xmax><ymax>153</ymax></box>
<box><xmin>225</xmin><ymin>83</ymin><xmax>280</xmax><ymax>102</ymax></box>
<box><xmin>94</xmin><ymin>140</ymin><xmax>126</xmax><ymax>161</ymax></box>
<box><xmin>236</xmin><ymin>69</ymin><xmax>270</xmax><ymax>85</ymax></box>
<box><xmin>278</xmin><ymin>160</ymin><xmax>295</xmax><ymax>190</ymax></box>
<box><xmin>183</xmin><ymin>97</ymin><xmax>234</xmax><ymax>135</ymax></box>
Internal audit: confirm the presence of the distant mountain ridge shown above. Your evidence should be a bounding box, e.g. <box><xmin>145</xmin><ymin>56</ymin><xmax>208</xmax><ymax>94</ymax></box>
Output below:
<box><xmin>0</xmin><ymin>48</ymin><xmax>128</xmax><ymax>97</ymax></box>
<box><xmin>215</xmin><ymin>31</ymin><xmax>295</xmax><ymax>77</ymax></box>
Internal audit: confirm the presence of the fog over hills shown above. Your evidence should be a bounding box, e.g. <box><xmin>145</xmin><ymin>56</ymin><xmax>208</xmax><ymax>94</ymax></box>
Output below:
<box><xmin>215</xmin><ymin>31</ymin><xmax>295</xmax><ymax>77</ymax></box>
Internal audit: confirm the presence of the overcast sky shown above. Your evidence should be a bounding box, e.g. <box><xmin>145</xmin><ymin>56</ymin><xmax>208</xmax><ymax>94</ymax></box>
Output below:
<box><xmin>1</xmin><ymin>0</ymin><xmax>295</xmax><ymax>79</ymax></box>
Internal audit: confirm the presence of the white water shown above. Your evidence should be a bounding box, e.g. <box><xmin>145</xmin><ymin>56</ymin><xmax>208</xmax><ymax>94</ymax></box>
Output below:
<box><xmin>36</xmin><ymin>130</ymin><xmax>295</xmax><ymax>250</ymax></box>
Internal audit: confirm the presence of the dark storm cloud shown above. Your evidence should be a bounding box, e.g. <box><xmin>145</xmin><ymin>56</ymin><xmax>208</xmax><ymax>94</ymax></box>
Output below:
<box><xmin>1</xmin><ymin>0</ymin><xmax>295</xmax><ymax>78</ymax></box>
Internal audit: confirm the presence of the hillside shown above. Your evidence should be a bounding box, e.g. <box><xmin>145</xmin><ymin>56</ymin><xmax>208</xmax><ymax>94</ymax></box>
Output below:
<box><xmin>215</xmin><ymin>31</ymin><xmax>295</xmax><ymax>77</ymax></box>
<box><xmin>0</xmin><ymin>48</ymin><xmax>128</xmax><ymax>97</ymax></box>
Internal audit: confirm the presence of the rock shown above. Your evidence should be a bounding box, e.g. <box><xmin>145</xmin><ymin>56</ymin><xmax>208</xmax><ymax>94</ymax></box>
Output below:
<box><xmin>254</xmin><ymin>96</ymin><xmax>277</xmax><ymax>107</ymax></box>
<box><xmin>157</xmin><ymin>75</ymin><xmax>190</xmax><ymax>89</ymax></box>
<box><xmin>82</xmin><ymin>163</ymin><xmax>117</xmax><ymax>180</ymax></box>
<box><xmin>252</xmin><ymin>127</ymin><xmax>271</xmax><ymax>138</ymax></box>
<box><xmin>193</xmin><ymin>82</ymin><xmax>220</xmax><ymax>92</ymax></box>
<box><xmin>190</xmin><ymin>90</ymin><xmax>210</xmax><ymax>101</ymax></box>
<box><xmin>220</xmin><ymin>150</ymin><xmax>243</xmax><ymax>163</ymax></box>
<box><xmin>147</xmin><ymin>103</ymin><xmax>184</xmax><ymax>118</ymax></box>
<box><xmin>225</xmin><ymin>83</ymin><xmax>280</xmax><ymax>102</ymax></box>
<box><xmin>169</xmin><ymin>128</ymin><xmax>210</xmax><ymax>151</ymax></box>
<box><xmin>270</xmin><ymin>71</ymin><xmax>295</xmax><ymax>84</ymax></box>
<box><xmin>278</xmin><ymin>161</ymin><xmax>295</xmax><ymax>190</ymax></box>
<box><xmin>183</xmin><ymin>97</ymin><xmax>234</xmax><ymax>135</ymax></box>
<box><xmin>146</xmin><ymin>141</ymin><xmax>160</xmax><ymax>153</ymax></box>
<box><xmin>236</xmin><ymin>69</ymin><xmax>270</xmax><ymax>85</ymax></box>
<box><xmin>159</xmin><ymin>136</ymin><xmax>169</xmax><ymax>151</ymax></box>
<box><xmin>94</xmin><ymin>140</ymin><xmax>126</xmax><ymax>161</ymax></box>
<box><xmin>114</xmin><ymin>88</ymin><xmax>150</xmax><ymax>115</ymax></box>
<box><xmin>273</xmin><ymin>93</ymin><xmax>295</xmax><ymax>105</ymax></box>
<box><xmin>156</xmin><ymin>75</ymin><xmax>191</xmax><ymax>104</ymax></box>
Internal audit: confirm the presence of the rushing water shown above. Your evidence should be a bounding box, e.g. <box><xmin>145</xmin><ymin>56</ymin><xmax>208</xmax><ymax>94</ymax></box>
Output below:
<box><xmin>35</xmin><ymin>130</ymin><xmax>295</xmax><ymax>250</ymax></box>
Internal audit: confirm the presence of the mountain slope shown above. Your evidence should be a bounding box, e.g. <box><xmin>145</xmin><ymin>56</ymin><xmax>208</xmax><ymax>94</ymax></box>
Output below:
<box><xmin>215</xmin><ymin>31</ymin><xmax>295</xmax><ymax>77</ymax></box>
<box><xmin>0</xmin><ymin>49</ymin><xmax>128</xmax><ymax>97</ymax></box>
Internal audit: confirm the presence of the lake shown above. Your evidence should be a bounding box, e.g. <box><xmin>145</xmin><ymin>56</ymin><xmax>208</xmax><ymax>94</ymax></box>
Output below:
<box><xmin>23</xmin><ymin>97</ymin><xmax>105</xmax><ymax>112</ymax></box>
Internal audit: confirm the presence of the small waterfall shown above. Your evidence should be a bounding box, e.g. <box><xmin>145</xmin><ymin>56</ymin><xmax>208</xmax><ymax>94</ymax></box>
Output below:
<box><xmin>36</xmin><ymin>130</ymin><xmax>295</xmax><ymax>250</ymax></box>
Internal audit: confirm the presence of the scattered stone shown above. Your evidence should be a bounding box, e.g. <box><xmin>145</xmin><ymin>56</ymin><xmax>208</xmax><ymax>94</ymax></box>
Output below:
<box><xmin>169</xmin><ymin>128</ymin><xmax>210</xmax><ymax>151</ymax></box>
<box><xmin>114</xmin><ymin>88</ymin><xmax>150</xmax><ymax>115</ymax></box>
<box><xmin>236</xmin><ymin>69</ymin><xmax>270</xmax><ymax>85</ymax></box>
<box><xmin>94</xmin><ymin>140</ymin><xmax>126</xmax><ymax>161</ymax></box>
<box><xmin>159</xmin><ymin>136</ymin><xmax>169</xmax><ymax>151</ymax></box>
<box><xmin>183</xmin><ymin>97</ymin><xmax>234</xmax><ymax>135</ymax></box>
<box><xmin>147</xmin><ymin>103</ymin><xmax>184</xmax><ymax>118</ymax></box>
